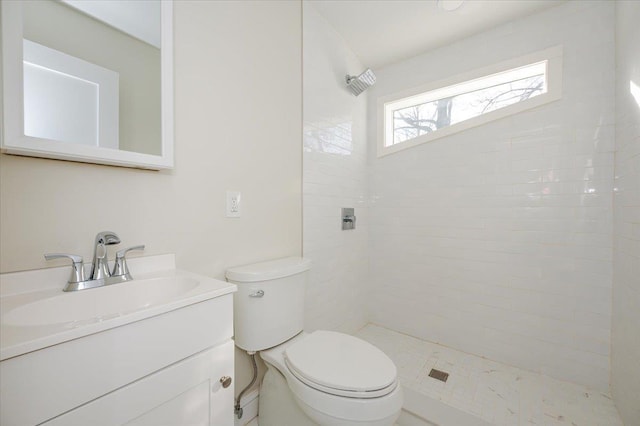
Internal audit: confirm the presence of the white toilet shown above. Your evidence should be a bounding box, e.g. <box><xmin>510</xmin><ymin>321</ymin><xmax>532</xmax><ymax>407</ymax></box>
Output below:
<box><xmin>226</xmin><ymin>257</ymin><xmax>403</xmax><ymax>426</ymax></box>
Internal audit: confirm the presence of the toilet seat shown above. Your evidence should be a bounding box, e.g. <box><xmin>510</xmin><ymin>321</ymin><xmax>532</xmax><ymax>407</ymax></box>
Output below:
<box><xmin>284</xmin><ymin>331</ymin><xmax>398</xmax><ymax>398</ymax></box>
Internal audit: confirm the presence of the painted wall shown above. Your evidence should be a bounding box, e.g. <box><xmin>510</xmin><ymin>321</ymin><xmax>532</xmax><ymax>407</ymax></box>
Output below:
<box><xmin>302</xmin><ymin>4</ymin><xmax>369</xmax><ymax>334</ymax></box>
<box><xmin>611</xmin><ymin>1</ymin><xmax>640</xmax><ymax>423</ymax></box>
<box><xmin>367</xmin><ymin>1</ymin><xmax>615</xmax><ymax>390</ymax></box>
<box><xmin>0</xmin><ymin>0</ymin><xmax>302</xmax><ymax>399</ymax></box>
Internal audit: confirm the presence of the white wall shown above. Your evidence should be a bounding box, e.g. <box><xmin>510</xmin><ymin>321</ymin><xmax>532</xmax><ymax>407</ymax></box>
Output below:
<box><xmin>0</xmin><ymin>0</ymin><xmax>302</xmax><ymax>399</ymax></box>
<box><xmin>611</xmin><ymin>1</ymin><xmax>640</xmax><ymax>423</ymax></box>
<box><xmin>302</xmin><ymin>4</ymin><xmax>369</xmax><ymax>334</ymax></box>
<box><xmin>367</xmin><ymin>1</ymin><xmax>615</xmax><ymax>390</ymax></box>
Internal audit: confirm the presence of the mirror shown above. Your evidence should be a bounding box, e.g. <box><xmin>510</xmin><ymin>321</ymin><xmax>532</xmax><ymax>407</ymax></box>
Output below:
<box><xmin>1</xmin><ymin>0</ymin><xmax>173</xmax><ymax>170</ymax></box>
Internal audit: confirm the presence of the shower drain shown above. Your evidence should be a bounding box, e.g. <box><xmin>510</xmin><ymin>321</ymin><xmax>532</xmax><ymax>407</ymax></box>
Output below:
<box><xmin>428</xmin><ymin>368</ymin><xmax>449</xmax><ymax>382</ymax></box>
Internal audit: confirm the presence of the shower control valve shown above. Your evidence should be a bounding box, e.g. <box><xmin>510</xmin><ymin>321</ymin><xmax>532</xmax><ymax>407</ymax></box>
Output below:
<box><xmin>342</xmin><ymin>207</ymin><xmax>356</xmax><ymax>230</ymax></box>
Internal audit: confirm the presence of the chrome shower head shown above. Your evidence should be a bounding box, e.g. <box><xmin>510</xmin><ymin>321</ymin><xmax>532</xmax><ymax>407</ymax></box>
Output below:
<box><xmin>346</xmin><ymin>68</ymin><xmax>376</xmax><ymax>96</ymax></box>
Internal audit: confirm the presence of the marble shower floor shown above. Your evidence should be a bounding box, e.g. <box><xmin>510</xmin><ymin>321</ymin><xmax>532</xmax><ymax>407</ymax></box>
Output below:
<box><xmin>355</xmin><ymin>324</ymin><xmax>623</xmax><ymax>426</ymax></box>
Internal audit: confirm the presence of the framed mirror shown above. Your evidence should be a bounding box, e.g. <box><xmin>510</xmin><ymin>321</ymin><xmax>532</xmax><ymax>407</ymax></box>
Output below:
<box><xmin>1</xmin><ymin>0</ymin><xmax>173</xmax><ymax>170</ymax></box>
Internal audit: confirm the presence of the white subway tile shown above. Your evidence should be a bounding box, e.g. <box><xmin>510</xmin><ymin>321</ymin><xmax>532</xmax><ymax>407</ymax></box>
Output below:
<box><xmin>367</xmin><ymin>1</ymin><xmax>616</xmax><ymax>390</ymax></box>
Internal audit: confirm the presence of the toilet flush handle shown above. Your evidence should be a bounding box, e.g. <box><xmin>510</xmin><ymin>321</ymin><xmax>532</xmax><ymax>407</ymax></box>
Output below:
<box><xmin>249</xmin><ymin>289</ymin><xmax>264</xmax><ymax>298</ymax></box>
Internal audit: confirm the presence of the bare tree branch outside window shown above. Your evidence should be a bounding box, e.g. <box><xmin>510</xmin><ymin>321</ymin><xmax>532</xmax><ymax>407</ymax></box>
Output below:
<box><xmin>392</xmin><ymin>74</ymin><xmax>544</xmax><ymax>145</ymax></box>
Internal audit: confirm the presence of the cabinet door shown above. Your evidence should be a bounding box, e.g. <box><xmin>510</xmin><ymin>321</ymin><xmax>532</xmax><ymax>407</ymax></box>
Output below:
<box><xmin>43</xmin><ymin>340</ymin><xmax>235</xmax><ymax>426</ymax></box>
<box><xmin>126</xmin><ymin>381</ymin><xmax>211</xmax><ymax>426</ymax></box>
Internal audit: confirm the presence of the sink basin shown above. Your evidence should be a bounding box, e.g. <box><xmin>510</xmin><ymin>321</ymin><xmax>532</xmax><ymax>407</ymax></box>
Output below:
<box><xmin>3</xmin><ymin>276</ymin><xmax>199</xmax><ymax>327</ymax></box>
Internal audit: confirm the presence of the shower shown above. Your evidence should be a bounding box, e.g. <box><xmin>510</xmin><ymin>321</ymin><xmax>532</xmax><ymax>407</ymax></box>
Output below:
<box><xmin>345</xmin><ymin>68</ymin><xmax>376</xmax><ymax>96</ymax></box>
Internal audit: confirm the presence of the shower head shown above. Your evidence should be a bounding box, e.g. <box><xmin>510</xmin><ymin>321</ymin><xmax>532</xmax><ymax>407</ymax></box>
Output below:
<box><xmin>346</xmin><ymin>68</ymin><xmax>376</xmax><ymax>96</ymax></box>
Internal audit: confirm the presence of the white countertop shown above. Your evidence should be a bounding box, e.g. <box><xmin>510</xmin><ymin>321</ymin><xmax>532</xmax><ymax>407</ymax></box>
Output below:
<box><xmin>0</xmin><ymin>255</ymin><xmax>236</xmax><ymax>360</ymax></box>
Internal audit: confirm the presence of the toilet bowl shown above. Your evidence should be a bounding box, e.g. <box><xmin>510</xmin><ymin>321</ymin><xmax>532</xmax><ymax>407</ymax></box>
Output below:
<box><xmin>226</xmin><ymin>257</ymin><xmax>403</xmax><ymax>426</ymax></box>
<box><xmin>261</xmin><ymin>331</ymin><xmax>403</xmax><ymax>426</ymax></box>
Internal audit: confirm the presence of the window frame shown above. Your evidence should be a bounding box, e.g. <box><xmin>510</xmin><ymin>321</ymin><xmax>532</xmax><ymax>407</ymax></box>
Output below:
<box><xmin>377</xmin><ymin>46</ymin><xmax>563</xmax><ymax>157</ymax></box>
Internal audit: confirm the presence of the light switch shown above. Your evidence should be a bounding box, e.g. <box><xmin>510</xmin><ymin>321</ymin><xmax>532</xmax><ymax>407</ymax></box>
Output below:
<box><xmin>226</xmin><ymin>191</ymin><xmax>241</xmax><ymax>218</ymax></box>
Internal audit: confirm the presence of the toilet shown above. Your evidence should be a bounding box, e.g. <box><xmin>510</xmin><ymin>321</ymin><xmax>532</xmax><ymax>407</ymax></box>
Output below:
<box><xmin>226</xmin><ymin>257</ymin><xmax>403</xmax><ymax>426</ymax></box>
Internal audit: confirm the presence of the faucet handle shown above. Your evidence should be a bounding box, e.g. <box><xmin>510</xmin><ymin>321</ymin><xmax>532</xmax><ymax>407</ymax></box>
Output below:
<box><xmin>44</xmin><ymin>253</ymin><xmax>86</xmax><ymax>283</ymax></box>
<box><xmin>112</xmin><ymin>245</ymin><xmax>145</xmax><ymax>278</ymax></box>
<box><xmin>115</xmin><ymin>245</ymin><xmax>145</xmax><ymax>259</ymax></box>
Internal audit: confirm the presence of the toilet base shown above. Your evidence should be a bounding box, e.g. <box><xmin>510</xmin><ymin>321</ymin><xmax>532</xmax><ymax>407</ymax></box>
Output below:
<box><xmin>259</xmin><ymin>364</ymin><xmax>317</xmax><ymax>426</ymax></box>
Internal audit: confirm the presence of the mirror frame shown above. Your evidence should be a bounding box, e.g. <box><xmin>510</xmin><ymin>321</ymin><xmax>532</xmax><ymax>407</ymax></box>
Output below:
<box><xmin>0</xmin><ymin>1</ymin><xmax>174</xmax><ymax>170</ymax></box>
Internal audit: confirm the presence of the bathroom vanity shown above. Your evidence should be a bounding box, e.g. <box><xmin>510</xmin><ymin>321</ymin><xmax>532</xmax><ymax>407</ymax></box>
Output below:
<box><xmin>0</xmin><ymin>255</ymin><xmax>236</xmax><ymax>426</ymax></box>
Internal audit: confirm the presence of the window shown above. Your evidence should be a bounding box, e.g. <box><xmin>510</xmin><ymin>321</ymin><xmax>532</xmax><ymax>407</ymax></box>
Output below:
<box><xmin>378</xmin><ymin>46</ymin><xmax>563</xmax><ymax>156</ymax></box>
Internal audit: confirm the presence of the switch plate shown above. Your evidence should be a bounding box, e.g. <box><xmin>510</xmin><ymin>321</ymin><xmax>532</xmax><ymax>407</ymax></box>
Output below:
<box><xmin>226</xmin><ymin>191</ymin><xmax>241</xmax><ymax>218</ymax></box>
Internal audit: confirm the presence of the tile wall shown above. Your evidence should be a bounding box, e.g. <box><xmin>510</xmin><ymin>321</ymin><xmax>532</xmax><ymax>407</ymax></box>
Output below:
<box><xmin>611</xmin><ymin>1</ymin><xmax>640</xmax><ymax>423</ymax></box>
<box><xmin>302</xmin><ymin>4</ymin><xmax>369</xmax><ymax>333</ymax></box>
<box><xmin>366</xmin><ymin>1</ymin><xmax>616</xmax><ymax>390</ymax></box>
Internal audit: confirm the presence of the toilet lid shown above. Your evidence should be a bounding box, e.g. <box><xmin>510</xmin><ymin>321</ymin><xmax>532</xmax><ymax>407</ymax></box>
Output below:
<box><xmin>284</xmin><ymin>331</ymin><xmax>397</xmax><ymax>394</ymax></box>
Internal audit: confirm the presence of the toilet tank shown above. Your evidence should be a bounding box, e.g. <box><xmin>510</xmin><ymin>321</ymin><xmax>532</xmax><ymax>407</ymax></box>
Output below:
<box><xmin>226</xmin><ymin>257</ymin><xmax>311</xmax><ymax>352</ymax></box>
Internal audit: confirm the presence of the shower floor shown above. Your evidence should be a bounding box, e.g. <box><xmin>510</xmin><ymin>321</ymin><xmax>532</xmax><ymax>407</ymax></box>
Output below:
<box><xmin>355</xmin><ymin>324</ymin><xmax>623</xmax><ymax>426</ymax></box>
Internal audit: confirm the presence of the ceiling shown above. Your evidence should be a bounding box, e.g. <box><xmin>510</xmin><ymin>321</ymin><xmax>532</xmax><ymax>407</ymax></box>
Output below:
<box><xmin>309</xmin><ymin>0</ymin><xmax>566</xmax><ymax>69</ymax></box>
<box><xmin>62</xmin><ymin>0</ymin><xmax>161</xmax><ymax>48</ymax></box>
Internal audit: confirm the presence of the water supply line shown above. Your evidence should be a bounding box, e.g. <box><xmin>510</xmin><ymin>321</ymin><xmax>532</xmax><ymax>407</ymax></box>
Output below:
<box><xmin>235</xmin><ymin>351</ymin><xmax>257</xmax><ymax>419</ymax></box>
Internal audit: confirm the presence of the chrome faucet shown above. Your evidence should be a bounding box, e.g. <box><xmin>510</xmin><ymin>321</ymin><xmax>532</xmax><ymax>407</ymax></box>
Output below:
<box><xmin>90</xmin><ymin>231</ymin><xmax>121</xmax><ymax>280</ymax></box>
<box><xmin>44</xmin><ymin>231</ymin><xmax>144</xmax><ymax>291</ymax></box>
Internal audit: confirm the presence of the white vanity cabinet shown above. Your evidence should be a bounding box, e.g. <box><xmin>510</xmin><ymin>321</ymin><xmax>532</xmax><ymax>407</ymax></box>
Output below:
<box><xmin>43</xmin><ymin>340</ymin><xmax>234</xmax><ymax>426</ymax></box>
<box><xmin>0</xmin><ymin>256</ymin><xmax>237</xmax><ymax>426</ymax></box>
